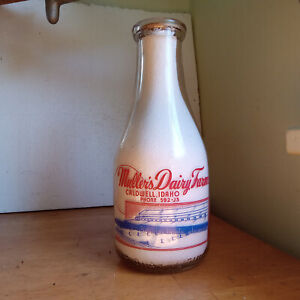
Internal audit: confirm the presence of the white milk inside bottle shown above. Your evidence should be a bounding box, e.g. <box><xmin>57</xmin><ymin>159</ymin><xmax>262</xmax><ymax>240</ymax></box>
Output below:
<box><xmin>114</xmin><ymin>18</ymin><xmax>209</xmax><ymax>272</ymax></box>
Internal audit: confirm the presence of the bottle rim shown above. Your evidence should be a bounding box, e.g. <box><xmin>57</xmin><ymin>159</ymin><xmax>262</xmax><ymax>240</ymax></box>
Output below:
<box><xmin>132</xmin><ymin>18</ymin><xmax>186</xmax><ymax>42</ymax></box>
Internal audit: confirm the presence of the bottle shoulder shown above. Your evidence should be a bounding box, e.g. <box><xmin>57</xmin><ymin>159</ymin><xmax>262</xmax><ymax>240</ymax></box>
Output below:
<box><xmin>120</xmin><ymin>95</ymin><xmax>203</xmax><ymax>149</ymax></box>
<box><xmin>115</xmin><ymin>96</ymin><xmax>208</xmax><ymax>174</ymax></box>
<box><xmin>115</xmin><ymin>141</ymin><xmax>208</xmax><ymax>179</ymax></box>
<box><xmin>117</xmin><ymin>127</ymin><xmax>207</xmax><ymax>170</ymax></box>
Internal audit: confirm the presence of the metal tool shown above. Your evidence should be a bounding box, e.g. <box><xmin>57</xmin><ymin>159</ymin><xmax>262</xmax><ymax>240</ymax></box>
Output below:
<box><xmin>45</xmin><ymin>0</ymin><xmax>78</xmax><ymax>24</ymax></box>
<box><xmin>0</xmin><ymin>0</ymin><xmax>77</xmax><ymax>24</ymax></box>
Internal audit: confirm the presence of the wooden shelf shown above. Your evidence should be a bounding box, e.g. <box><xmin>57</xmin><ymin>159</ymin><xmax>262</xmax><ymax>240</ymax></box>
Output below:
<box><xmin>0</xmin><ymin>207</ymin><xmax>299</xmax><ymax>299</ymax></box>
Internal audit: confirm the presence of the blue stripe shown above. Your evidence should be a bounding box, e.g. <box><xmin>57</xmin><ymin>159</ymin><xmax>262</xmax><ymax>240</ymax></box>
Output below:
<box><xmin>115</xmin><ymin>218</ymin><xmax>208</xmax><ymax>235</ymax></box>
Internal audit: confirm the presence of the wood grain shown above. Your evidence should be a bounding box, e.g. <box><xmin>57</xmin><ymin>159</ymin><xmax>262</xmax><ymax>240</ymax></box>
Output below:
<box><xmin>0</xmin><ymin>207</ymin><xmax>299</xmax><ymax>299</ymax></box>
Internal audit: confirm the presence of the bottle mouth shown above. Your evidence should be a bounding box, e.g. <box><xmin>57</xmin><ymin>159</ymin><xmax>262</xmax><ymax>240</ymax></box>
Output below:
<box><xmin>132</xmin><ymin>18</ymin><xmax>186</xmax><ymax>42</ymax></box>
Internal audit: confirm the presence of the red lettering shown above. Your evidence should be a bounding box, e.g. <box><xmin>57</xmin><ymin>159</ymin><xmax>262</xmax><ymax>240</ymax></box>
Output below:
<box><xmin>116</xmin><ymin>165</ymin><xmax>208</xmax><ymax>195</ymax></box>
<box><xmin>154</xmin><ymin>169</ymin><xmax>172</xmax><ymax>190</ymax></box>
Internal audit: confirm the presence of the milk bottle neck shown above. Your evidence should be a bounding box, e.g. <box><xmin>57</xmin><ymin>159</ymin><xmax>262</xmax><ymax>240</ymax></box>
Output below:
<box><xmin>137</xmin><ymin>34</ymin><xmax>182</xmax><ymax>101</ymax></box>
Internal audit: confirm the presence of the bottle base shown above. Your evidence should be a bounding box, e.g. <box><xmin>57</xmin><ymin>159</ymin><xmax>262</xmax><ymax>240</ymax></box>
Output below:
<box><xmin>116</xmin><ymin>248</ymin><xmax>207</xmax><ymax>273</ymax></box>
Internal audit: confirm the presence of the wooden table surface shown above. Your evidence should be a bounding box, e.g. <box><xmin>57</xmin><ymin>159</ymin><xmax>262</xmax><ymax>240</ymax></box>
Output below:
<box><xmin>0</xmin><ymin>207</ymin><xmax>299</xmax><ymax>300</ymax></box>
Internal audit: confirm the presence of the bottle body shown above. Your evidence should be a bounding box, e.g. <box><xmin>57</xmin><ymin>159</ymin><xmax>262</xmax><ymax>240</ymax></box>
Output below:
<box><xmin>114</xmin><ymin>18</ymin><xmax>209</xmax><ymax>271</ymax></box>
<box><xmin>114</xmin><ymin>140</ymin><xmax>209</xmax><ymax>269</ymax></box>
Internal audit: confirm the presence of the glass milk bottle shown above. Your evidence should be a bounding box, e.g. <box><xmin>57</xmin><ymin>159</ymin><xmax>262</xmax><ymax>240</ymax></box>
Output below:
<box><xmin>114</xmin><ymin>18</ymin><xmax>209</xmax><ymax>272</ymax></box>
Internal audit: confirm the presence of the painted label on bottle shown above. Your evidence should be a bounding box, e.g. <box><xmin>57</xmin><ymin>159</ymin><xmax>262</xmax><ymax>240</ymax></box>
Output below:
<box><xmin>115</xmin><ymin>165</ymin><xmax>209</xmax><ymax>251</ymax></box>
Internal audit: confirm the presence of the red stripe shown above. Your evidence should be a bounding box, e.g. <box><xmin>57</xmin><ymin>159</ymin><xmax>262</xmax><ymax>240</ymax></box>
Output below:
<box><xmin>126</xmin><ymin>197</ymin><xmax>209</xmax><ymax>208</ymax></box>
<box><xmin>115</xmin><ymin>235</ymin><xmax>207</xmax><ymax>251</ymax></box>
